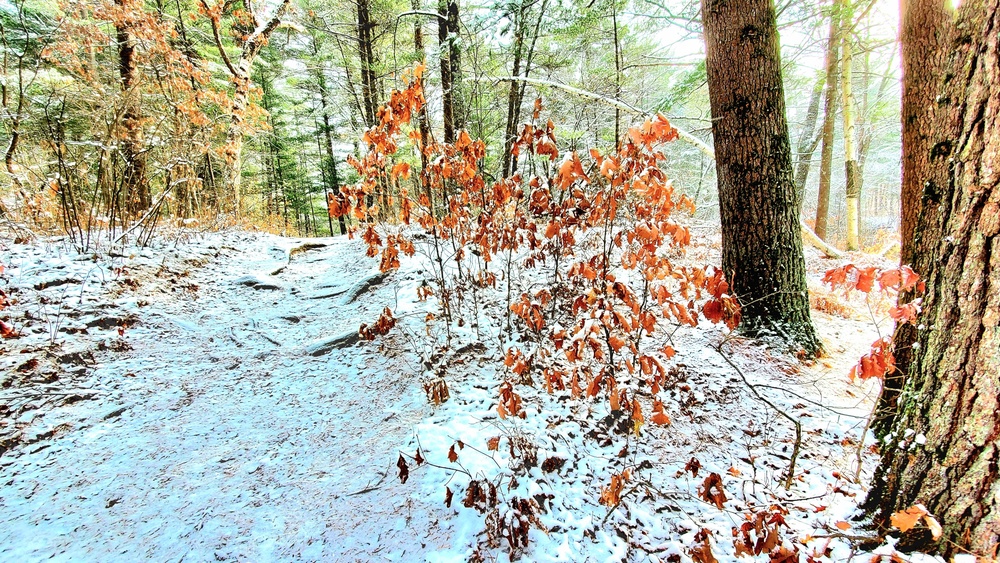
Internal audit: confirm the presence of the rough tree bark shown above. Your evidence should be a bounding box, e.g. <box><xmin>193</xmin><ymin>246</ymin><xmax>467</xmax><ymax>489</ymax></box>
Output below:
<box><xmin>446</xmin><ymin>0</ymin><xmax>462</xmax><ymax>131</ymax></box>
<box><xmin>357</xmin><ymin>0</ymin><xmax>379</xmax><ymax>128</ymax></box>
<box><xmin>437</xmin><ymin>0</ymin><xmax>455</xmax><ymax>143</ymax></box>
<box><xmin>815</xmin><ymin>0</ymin><xmax>841</xmax><ymax>241</ymax></box>
<box><xmin>899</xmin><ymin>0</ymin><xmax>952</xmax><ymax>265</ymax></box>
<box><xmin>701</xmin><ymin>0</ymin><xmax>821</xmax><ymax>356</ymax></box>
<box><xmin>875</xmin><ymin>0</ymin><xmax>953</xmax><ymax>436</ymax></box>
<box><xmin>865</xmin><ymin>0</ymin><xmax>1000</xmax><ymax>555</ymax></box>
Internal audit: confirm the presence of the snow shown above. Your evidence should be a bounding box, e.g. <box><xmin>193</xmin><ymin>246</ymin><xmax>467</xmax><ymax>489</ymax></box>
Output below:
<box><xmin>0</xmin><ymin>229</ymin><xmax>944</xmax><ymax>562</ymax></box>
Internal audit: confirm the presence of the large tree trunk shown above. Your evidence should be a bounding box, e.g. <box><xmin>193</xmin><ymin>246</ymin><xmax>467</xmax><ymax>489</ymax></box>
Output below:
<box><xmin>865</xmin><ymin>0</ymin><xmax>1000</xmax><ymax>555</ymax></box>
<box><xmin>875</xmin><ymin>0</ymin><xmax>953</xmax><ymax>437</ymax></box>
<box><xmin>701</xmin><ymin>0</ymin><xmax>821</xmax><ymax>356</ymax></box>
<box><xmin>207</xmin><ymin>0</ymin><xmax>291</xmax><ymax>213</ymax></box>
<box><xmin>116</xmin><ymin>0</ymin><xmax>149</xmax><ymax>216</ymax></box>
<box><xmin>899</xmin><ymin>0</ymin><xmax>952</xmax><ymax>265</ymax></box>
<box><xmin>815</xmin><ymin>0</ymin><xmax>841</xmax><ymax>241</ymax></box>
<box><xmin>446</xmin><ymin>0</ymin><xmax>463</xmax><ymax>132</ymax></box>
<box><xmin>841</xmin><ymin>0</ymin><xmax>861</xmax><ymax>251</ymax></box>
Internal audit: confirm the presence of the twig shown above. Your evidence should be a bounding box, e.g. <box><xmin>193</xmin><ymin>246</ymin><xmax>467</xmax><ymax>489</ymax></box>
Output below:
<box><xmin>716</xmin><ymin>339</ymin><xmax>802</xmax><ymax>490</ymax></box>
<box><xmin>347</xmin><ymin>467</ymin><xmax>388</xmax><ymax>496</ymax></box>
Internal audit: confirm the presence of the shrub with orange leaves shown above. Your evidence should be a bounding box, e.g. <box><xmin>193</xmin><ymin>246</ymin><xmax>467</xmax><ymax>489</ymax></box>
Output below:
<box><xmin>822</xmin><ymin>264</ymin><xmax>924</xmax><ymax>382</ymax></box>
<box><xmin>337</xmin><ymin>68</ymin><xmax>743</xmax><ymax>555</ymax></box>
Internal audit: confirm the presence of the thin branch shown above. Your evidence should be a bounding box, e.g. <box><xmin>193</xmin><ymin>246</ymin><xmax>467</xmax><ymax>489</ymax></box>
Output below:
<box><xmin>716</xmin><ymin>339</ymin><xmax>802</xmax><ymax>490</ymax></box>
<box><xmin>471</xmin><ymin>75</ymin><xmax>716</xmax><ymax>161</ymax></box>
<box><xmin>200</xmin><ymin>1</ymin><xmax>238</xmax><ymax>77</ymax></box>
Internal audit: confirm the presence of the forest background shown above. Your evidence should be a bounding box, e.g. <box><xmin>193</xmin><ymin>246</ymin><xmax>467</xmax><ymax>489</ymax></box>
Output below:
<box><xmin>0</xmin><ymin>0</ymin><xmax>900</xmax><ymax>251</ymax></box>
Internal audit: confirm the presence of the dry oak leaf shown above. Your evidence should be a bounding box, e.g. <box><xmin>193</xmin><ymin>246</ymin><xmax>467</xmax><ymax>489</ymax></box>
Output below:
<box><xmin>397</xmin><ymin>454</ymin><xmax>409</xmax><ymax>484</ymax></box>
<box><xmin>890</xmin><ymin>504</ymin><xmax>941</xmax><ymax>539</ymax></box>
<box><xmin>699</xmin><ymin>473</ymin><xmax>727</xmax><ymax>509</ymax></box>
<box><xmin>651</xmin><ymin>399</ymin><xmax>672</xmax><ymax>425</ymax></box>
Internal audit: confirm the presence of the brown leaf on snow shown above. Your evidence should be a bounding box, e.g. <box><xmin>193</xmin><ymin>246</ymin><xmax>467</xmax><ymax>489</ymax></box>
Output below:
<box><xmin>690</xmin><ymin>529</ymin><xmax>718</xmax><ymax>563</ymax></box>
<box><xmin>541</xmin><ymin>457</ymin><xmax>566</xmax><ymax>473</ymax></box>
<box><xmin>685</xmin><ymin>457</ymin><xmax>701</xmax><ymax>477</ymax></box>
<box><xmin>699</xmin><ymin>473</ymin><xmax>727</xmax><ymax>509</ymax></box>
<box><xmin>397</xmin><ymin>454</ymin><xmax>409</xmax><ymax>484</ymax></box>
<box><xmin>487</xmin><ymin>436</ymin><xmax>500</xmax><ymax>451</ymax></box>
<box><xmin>448</xmin><ymin>445</ymin><xmax>459</xmax><ymax>463</ymax></box>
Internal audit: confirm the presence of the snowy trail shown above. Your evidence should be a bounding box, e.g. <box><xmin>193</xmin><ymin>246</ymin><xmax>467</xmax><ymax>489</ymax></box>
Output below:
<box><xmin>0</xmin><ymin>233</ymin><xmax>449</xmax><ymax>562</ymax></box>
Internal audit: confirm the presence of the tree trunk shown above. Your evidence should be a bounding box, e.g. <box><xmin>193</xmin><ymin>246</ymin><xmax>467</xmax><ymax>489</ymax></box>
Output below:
<box><xmin>793</xmin><ymin>76</ymin><xmax>825</xmax><ymax>201</ymax></box>
<box><xmin>701</xmin><ymin>0</ymin><xmax>821</xmax><ymax>356</ymax></box>
<box><xmin>438</xmin><ymin>0</ymin><xmax>455</xmax><ymax>143</ymax></box>
<box><xmin>501</xmin><ymin>0</ymin><xmax>527</xmax><ymax>179</ymax></box>
<box><xmin>865</xmin><ymin>0</ymin><xmax>1000</xmax><ymax>555</ymax></box>
<box><xmin>841</xmin><ymin>0</ymin><xmax>860</xmax><ymax>250</ymax></box>
<box><xmin>446</xmin><ymin>0</ymin><xmax>463</xmax><ymax>132</ymax></box>
<box><xmin>412</xmin><ymin>0</ymin><xmax>433</xmax><ymax>213</ymax></box>
<box><xmin>116</xmin><ymin>0</ymin><xmax>149</xmax><ymax>216</ymax></box>
<box><xmin>815</xmin><ymin>0</ymin><xmax>841</xmax><ymax>241</ymax></box>
<box><xmin>357</xmin><ymin>0</ymin><xmax>379</xmax><ymax>128</ymax></box>
<box><xmin>312</xmin><ymin>62</ymin><xmax>348</xmax><ymax>236</ymax></box>
<box><xmin>209</xmin><ymin>0</ymin><xmax>291</xmax><ymax>213</ymax></box>
<box><xmin>899</xmin><ymin>0</ymin><xmax>952</xmax><ymax>265</ymax></box>
<box><xmin>500</xmin><ymin>0</ymin><xmax>546</xmax><ymax>179</ymax></box>
<box><xmin>874</xmin><ymin>1</ymin><xmax>952</xmax><ymax>438</ymax></box>
<box><xmin>612</xmin><ymin>2</ymin><xmax>622</xmax><ymax>143</ymax></box>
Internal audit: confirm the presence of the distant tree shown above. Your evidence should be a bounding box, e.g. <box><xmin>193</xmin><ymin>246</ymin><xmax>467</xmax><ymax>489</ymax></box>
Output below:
<box><xmin>815</xmin><ymin>0</ymin><xmax>841</xmax><ymax>242</ymax></box>
<box><xmin>864</xmin><ymin>0</ymin><xmax>999</xmax><ymax>554</ymax></box>
<box><xmin>201</xmin><ymin>0</ymin><xmax>292</xmax><ymax>213</ymax></box>
<box><xmin>840</xmin><ymin>0</ymin><xmax>860</xmax><ymax>250</ymax></box>
<box><xmin>701</xmin><ymin>0</ymin><xmax>821</xmax><ymax>355</ymax></box>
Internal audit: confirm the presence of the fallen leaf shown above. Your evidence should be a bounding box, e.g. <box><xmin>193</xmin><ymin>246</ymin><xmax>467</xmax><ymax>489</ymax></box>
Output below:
<box><xmin>397</xmin><ymin>454</ymin><xmax>409</xmax><ymax>484</ymax></box>
<box><xmin>890</xmin><ymin>505</ymin><xmax>928</xmax><ymax>533</ymax></box>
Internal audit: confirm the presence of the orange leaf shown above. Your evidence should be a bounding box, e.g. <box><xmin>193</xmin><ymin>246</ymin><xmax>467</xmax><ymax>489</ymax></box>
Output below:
<box><xmin>890</xmin><ymin>505</ymin><xmax>928</xmax><ymax>533</ymax></box>
<box><xmin>608</xmin><ymin>335</ymin><xmax>625</xmax><ymax>352</ymax></box>
<box><xmin>651</xmin><ymin>399</ymin><xmax>671</xmax><ymax>425</ymax></box>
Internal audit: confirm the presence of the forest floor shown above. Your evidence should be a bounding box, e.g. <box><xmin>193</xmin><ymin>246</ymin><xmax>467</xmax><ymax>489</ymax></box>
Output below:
<box><xmin>0</xmin><ymin>227</ymin><xmax>938</xmax><ymax>562</ymax></box>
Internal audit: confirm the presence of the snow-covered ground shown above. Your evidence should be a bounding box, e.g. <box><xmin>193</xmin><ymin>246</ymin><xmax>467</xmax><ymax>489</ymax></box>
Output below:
<box><xmin>0</xmin><ymin>229</ymin><xmax>928</xmax><ymax>562</ymax></box>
